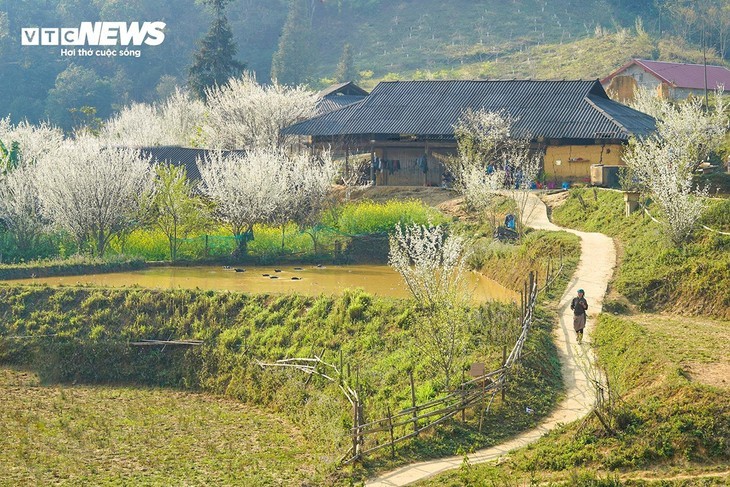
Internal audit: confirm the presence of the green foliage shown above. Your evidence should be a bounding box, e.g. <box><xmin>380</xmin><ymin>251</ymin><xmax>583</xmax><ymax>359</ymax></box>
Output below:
<box><xmin>551</xmin><ymin>189</ymin><xmax>730</xmax><ymax>318</ymax></box>
<box><xmin>188</xmin><ymin>0</ymin><xmax>245</xmax><ymax>99</ymax></box>
<box><xmin>44</xmin><ymin>64</ymin><xmax>112</xmax><ymax>133</ymax></box>
<box><xmin>334</xmin><ymin>43</ymin><xmax>358</xmax><ymax>82</ymax></box>
<box><xmin>332</xmin><ymin>199</ymin><xmax>449</xmax><ymax>235</ymax></box>
<box><xmin>0</xmin><ymin>138</ymin><xmax>19</xmax><ymax>176</ymax></box>
<box><xmin>147</xmin><ymin>164</ymin><xmax>210</xmax><ymax>261</ymax></box>
<box><xmin>270</xmin><ymin>0</ymin><xmax>314</xmax><ymax>85</ymax></box>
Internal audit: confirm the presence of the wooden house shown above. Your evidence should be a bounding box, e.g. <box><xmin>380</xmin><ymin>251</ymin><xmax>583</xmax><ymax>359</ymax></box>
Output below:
<box><xmin>602</xmin><ymin>59</ymin><xmax>730</xmax><ymax>101</ymax></box>
<box><xmin>283</xmin><ymin>79</ymin><xmax>655</xmax><ymax>186</ymax></box>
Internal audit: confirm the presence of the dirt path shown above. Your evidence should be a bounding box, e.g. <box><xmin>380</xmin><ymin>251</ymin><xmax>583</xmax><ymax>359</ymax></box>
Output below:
<box><xmin>366</xmin><ymin>193</ymin><xmax>616</xmax><ymax>486</ymax></box>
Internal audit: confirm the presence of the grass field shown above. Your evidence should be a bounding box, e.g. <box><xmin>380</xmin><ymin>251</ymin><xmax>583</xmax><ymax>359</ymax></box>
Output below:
<box><xmin>417</xmin><ymin>312</ymin><xmax>730</xmax><ymax>486</ymax></box>
<box><xmin>0</xmin><ymin>367</ymin><xmax>321</xmax><ymax>486</ymax></box>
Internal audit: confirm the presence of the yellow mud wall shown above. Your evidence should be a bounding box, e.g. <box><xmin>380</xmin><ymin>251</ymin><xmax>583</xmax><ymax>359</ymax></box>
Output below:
<box><xmin>543</xmin><ymin>144</ymin><xmax>624</xmax><ymax>182</ymax></box>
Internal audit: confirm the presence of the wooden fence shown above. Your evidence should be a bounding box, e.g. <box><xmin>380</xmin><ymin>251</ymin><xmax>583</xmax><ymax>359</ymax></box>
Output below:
<box><xmin>259</xmin><ymin>257</ymin><xmax>564</xmax><ymax>466</ymax></box>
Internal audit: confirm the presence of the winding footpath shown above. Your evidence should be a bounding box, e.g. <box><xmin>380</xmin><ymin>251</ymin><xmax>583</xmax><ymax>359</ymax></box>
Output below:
<box><xmin>366</xmin><ymin>193</ymin><xmax>616</xmax><ymax>486</ymax></box>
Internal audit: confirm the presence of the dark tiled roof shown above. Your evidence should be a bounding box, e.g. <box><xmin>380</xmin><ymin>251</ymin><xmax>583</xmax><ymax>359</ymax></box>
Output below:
<box><xmin>603</xmin><ymin>59</ymin><xmax>730</xmax><ymax>90</ymax></box>
<box><xmin>315</xmin><ymin>82</ymin><xmax>369</xmax><ymax>115</ymax></box>
<box><xmin>284</xmin><ymin>79</ymin><xmax>655</xmax><ymax>141</ymax></box>
<box><xmin>315</xmin><ymin>94</ymin><xmax>368</xmax><ymax>115</ymax></box>
<box><xmin>318</xmin><ymin>81</ymin><xmax>369</xmax><ymax>97</ymax></box>
<box><xmin>138</xmin><ymin>146</ymin><xmax>246</xmax><ymax>181</ymax></box>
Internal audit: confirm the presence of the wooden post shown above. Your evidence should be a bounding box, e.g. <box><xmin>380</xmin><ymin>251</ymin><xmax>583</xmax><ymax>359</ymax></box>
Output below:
<box><xmin>409</xmin><ymin>370</ymin><xmax>418</xmax><ymax>435</ymax></box>
<box><xmin>353</xmin><ymin>397</ymin><xmax>360</xmax><ymax>460</ymax></box>
<box><xmin>387</xmin><ymin>405</ymin><xmax>395</xmax><ymax>458</ymax></box>
<box><xmin>520</xmin><ymin>290</ymin><xmax>525</xmax><ymax>326</ymax></box>
<box><xmin>461</xmin><ymin>369</ymin><xmax>466</xmax><ymax>423</ymax></box>
<box><xmin>523</xmin><ymin>280</ymin><xmax>528</xmax><ymax>315</ymax></box>
<box><xmin>501</xmin><ymin>344</ymin><xmax>507</xmax><ymax>402</ymax></box>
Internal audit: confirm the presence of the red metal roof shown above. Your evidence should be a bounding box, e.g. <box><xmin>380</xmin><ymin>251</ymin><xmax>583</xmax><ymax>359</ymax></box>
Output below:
<box><xmin>602</xmin><ymin>59</ymin><xmax>730</xmax><ymax>90</ymax></box>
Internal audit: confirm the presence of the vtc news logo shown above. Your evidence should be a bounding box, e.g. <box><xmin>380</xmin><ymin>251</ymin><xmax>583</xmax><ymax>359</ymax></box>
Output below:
<box><xmin>21</xmin><ymin>22</ymin><xmax>166</xmax><ymax>46</ymax></box>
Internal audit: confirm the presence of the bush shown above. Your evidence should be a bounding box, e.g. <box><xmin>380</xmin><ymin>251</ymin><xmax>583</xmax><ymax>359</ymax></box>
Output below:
<box><xmin>332</xmin><ymin>199</ymin><xmax>449</xmax><ymax>235</ymax></box>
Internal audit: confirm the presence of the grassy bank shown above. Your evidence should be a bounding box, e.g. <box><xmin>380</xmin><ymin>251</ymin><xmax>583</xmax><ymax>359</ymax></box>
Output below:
<box><xmin>0</xmin><ymin>282</ymin><xmax>561</xmax><ymax>482</ymax></box>
<box><xmin>418</xmin><ymin>313</ymin><xmax>730</xmax><ymax>486</ymax></box>
<box><xmin>0</xmin><ymin>255</ymin><xmax>146</xmax><ymax>281</ymax></box>
<box><xmin>0</xmin><ymin>367</ymin><xmax>319</xmax><ymax>486</ymax></box>
<box><xmin>550</xmin><ymin>189</ymin><xmax>730</xmax><ymax>319</ymax></box>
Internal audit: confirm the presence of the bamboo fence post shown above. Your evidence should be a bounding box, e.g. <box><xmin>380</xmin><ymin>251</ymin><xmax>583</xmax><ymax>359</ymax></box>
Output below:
<box><xmin>409</xmin><ymin>370</ymin><xmax>418</xmax><ymax>435</ymax></box>
<box><xmin>387</xmin><ymin>405</ymin><xmax>395</xmax><ymax>458</ymax></box>
<box><xmin>353</xmin><ymin>397</ymin><xmax>360</xmax><ymax>460</ymax></box>
<box><xmin>461</xmin><ymin>369</ymin><xmax>466</xmax><ymax>423</ymax></box>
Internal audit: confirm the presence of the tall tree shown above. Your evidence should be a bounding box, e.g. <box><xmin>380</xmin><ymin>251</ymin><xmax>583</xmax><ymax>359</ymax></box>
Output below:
<box><xmin>147</xmin><ymin>163</ymin><xmax>209</xmax><ymax>261</ymax></box>
<box><xmin>188</xmin><ymin>0</ymin><xmax>245</xmax><ymax>100</ymax></box>
<box><xmin>45</xmin><ymin>65</ymin><xmax>112</xmax><ymax>133</ymax></box>
<box><xmin>270</xmin><ymin>0</ymin><xmax>314</xmax><ymax>85</ymax></box>
<box><xmin>203</xmin><ymin>72</ymin><xmax>317</xmax><ymax>150</ymax></box>
<box><xmin>334</xmin><ymin>43</ymin><xmax>358</xmax><ymax>83</ymax></box>
<box><xmin>36</xmin><ymin>138</ymin><xmax>153</xmax><ymax>256</ymax></box>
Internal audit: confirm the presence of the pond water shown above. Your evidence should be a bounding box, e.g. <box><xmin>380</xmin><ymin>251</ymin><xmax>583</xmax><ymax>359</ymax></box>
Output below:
<box><xmin>3</xmin><ymin>265</ymin><xmax>518</xmax><ymax>303</ymax></box>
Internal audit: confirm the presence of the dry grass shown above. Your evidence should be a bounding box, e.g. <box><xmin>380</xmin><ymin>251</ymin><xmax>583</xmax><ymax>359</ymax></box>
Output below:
<box><xmin>629</xmin><ymin>314</ymin><xmax>730</xmax><ymax>390</ymax></box>
<box><xmin>0</xmin><ymin>367</ymin><xmax>320</xmax><ymax>486</ymax></box>
<box><xmin>336</xmin><ymin>185</ymin><xmax>461</xmax><ymax>207</ymax></box>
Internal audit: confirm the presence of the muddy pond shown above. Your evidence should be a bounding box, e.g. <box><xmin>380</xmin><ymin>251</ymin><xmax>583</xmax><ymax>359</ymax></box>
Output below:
<box><xmin>3</xmin><ymin>265</ymin><xmax>518</xmax><ymax>302</ymax></box>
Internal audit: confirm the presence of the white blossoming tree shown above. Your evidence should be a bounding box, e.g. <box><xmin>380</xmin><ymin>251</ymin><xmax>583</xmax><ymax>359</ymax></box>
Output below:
<box><xmin>626</xmin><ymin>88</ymin><xmax>727</xmax><ymax>245</ymax></box>
<box><xmin>36</xmin><ymin>138</ymin><xmax>154</xmax><ymax>256</ymax></box>
<box><xmin>450</xmin><ymin>109</ymin><xmax>542</xmax><ymax>234</ymax></box>
<box><xmin>0</xmin><ymin>119</ymin><xmax>64</xmax><ymax>256</ymax></box>
<box><xmin>388</xmin><ymin>223</ymin><xmax>471</xmax><ymax>390</ymax></box>
<box><xmin>202</xmin><ymin>72</ymin><xmax>317</xmax><ymax>150</ymax></box>
<box><xmin>0</xmin><ymin>118</ymin><xmax>64</xmax><ymax>168</ymax></box>
<box><xmin>0</xmin><ymin>163</ymin><xmax>46</xmax><ymax>253</ymax></box>
<box><xmin>630</xmin><ymin>87</ymin><xmax>727</xmax><ymax>171</ymax></box>
<box><xmin>197</xmin><ymin>148</ymin><xmax>334</xmax><ymax>256</ymax></box>
<box><xmin>101</xmin><ymin>89</ymin><xmax>205</xmax><ymax>147</ymax></box>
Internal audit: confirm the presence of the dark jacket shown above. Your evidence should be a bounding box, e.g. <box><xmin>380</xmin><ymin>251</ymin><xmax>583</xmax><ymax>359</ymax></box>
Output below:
<box><xmin>571</xmin><ymin>297</ymin><xmax>588</xmax><ymax>316</ymax></box>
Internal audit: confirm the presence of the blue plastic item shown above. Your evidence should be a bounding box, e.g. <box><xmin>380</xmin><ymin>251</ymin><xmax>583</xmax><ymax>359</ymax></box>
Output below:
<box><xmin>561</xmin><ymin>181</ymin><xmax>570</xmax><ymax>190</ymax></box>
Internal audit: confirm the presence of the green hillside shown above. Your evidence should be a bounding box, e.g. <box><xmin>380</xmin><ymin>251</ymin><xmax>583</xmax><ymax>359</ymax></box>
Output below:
<box><xmin>0</xmin><ymin>0</ymin><xmax>727</xmax><ymax>127</ymax></box>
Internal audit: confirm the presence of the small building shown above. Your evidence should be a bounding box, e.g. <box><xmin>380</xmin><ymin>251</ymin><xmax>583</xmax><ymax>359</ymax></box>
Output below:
<box><xmin>315</xmin><ymin>81</ymin><xmax>369</xmax><ymax>115</ymax></box>
<box><xmin>283</xmin><ymin>79</ymin><xmax>655</xmax><ymax>185</ymax></box>
<box><xmin>138</xmin><ymin>146</ymin><xmax>246</xmax><ymax>182</ymax></box>
<box><xmin>602</xmin><ymin>59</ymin><xmax>730</xmax><ymax>101</ymax></box>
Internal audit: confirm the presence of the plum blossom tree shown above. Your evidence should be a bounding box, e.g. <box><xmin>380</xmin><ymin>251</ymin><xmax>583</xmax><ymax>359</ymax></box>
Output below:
<box><xmin>202</xmin><ymin>72</ymin><xmax>317</xmax><ymax>150</ymax></box>
<box><xmin>197</xmin><ymin>148</ymin><xmax>335</xmax><ymax>256</ymax></box>
<box><xmin>626</xmin><ymin>89</ymin><xmax>727</xmax><ymax>245</ymax></box>
<box><xmin>0</xmin><ymin>118</ymin><xmax>64</xmax><ymax>167</ymax></box>
<box><xmin>630</xmin><ymin>87</ymin><xmax>727</xmax><ymax>171</ymax></box>
<box><xmin>0</xmin><ymin>163</ymin><xmax>46</xmax><ymax>253</ymax></box>
<box><xmin>450</xmin><ymin>109</ymin><xmax>542</xmax><ymax>233</ymax></box>
<box><xmin>624</xmin><ymin>136</ymin><xmax>710</xmax><ymax>245</ymax></box>
<box><xmin>35</xmin><ymin>138</ymin><xmax>154</xmax><ymax>256</ymax></box>
<box><xmin>388</xmin><ymin>223</ymin><xmax>471</xmax><ymax>390</ymax></box>
<box><xmin>101</xmin><ymin>89</ymin><xmax>205</xmax><ymax>147</ymax></box>
<box><xmin>388</xmin><ymin>224</ymin><xmax>469</xmax><ymax>311</ymax></box>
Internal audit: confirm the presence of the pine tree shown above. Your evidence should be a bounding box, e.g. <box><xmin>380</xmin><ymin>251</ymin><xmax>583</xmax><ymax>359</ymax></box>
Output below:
<box><xmin>335</xmin><ymin>43</ymin><xmax>358</xmax><ymax>83</ymax></box>
<box><xmin>270</xmin><ymin>0</ymin><xmax>314</xmax><ymax>86</ymax></box>
<box><xmin>188</xmin><ymin>0</ymin><xmax>245</xmax><ymax>100</ymax></box>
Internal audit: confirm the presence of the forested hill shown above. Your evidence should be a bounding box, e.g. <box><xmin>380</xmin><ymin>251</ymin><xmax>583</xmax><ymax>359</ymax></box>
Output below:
<box><xmin>0</xmin><ymin>0</ymin><xmax>727</xmax><ymax>130</ymax></box>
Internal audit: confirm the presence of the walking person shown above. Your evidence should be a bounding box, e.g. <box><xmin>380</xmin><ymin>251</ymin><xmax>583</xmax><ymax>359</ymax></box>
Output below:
<box><xmin>571</xmin><ymin>288</ymin><xmax>588</xmax><ymax>343</ymax></box>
